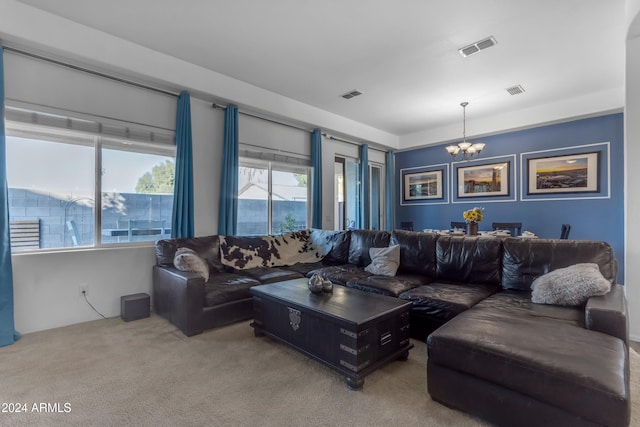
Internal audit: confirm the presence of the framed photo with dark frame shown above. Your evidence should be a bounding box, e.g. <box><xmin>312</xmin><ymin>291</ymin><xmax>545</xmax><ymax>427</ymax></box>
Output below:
<box><xmin>527</xmin><ymin>151</ymin><xmax>599</xmax><ymax>194</ymax></box>
<box><xmin>457</xmin><ymin>161</ymin><xmax>510</xmax><ymax>198</ymax></box>
<box><xmin>404</xmin><ymin>169</ymin><xmax>443</xmax><ymax>201</ymax></box>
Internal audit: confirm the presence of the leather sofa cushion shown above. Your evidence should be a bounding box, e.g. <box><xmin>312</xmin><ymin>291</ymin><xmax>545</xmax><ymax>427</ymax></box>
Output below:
<box><xmin>502</xmin><ymin>238</ymin><xmax>618</xmax><ymax>291</ymax></box>
<box><xmin>348</xmin><ymin>229</ymin><xmax>391</xmax><ymax>266</ymax></box>
<box><xmin>281</xmin><ymin>261</ymin><xmax>326</xmax><ymax>276</ymax></box>
<box><xmin>156</xmin><ymin>235</ymin><xmax>224</xmax><ymax>273</ymax></box>
<box><xmin>436</xmin><ymin>236</ymin><xmax>502</xmax><ymax>284</ymax></box>
<box><xmin>399</xmin><ymin>282</ymin><xmax>499</xmax><ymax>322</ymax></box>
<box><xmin>346</xmin><ymin>273</ymin><xmax>431</xmax><ymax>297</ymax></box>
<box><xmin>204</xmin><ymin>273</ymin><xmax>261</xmax><ymax>307</ymax></box>
<box><xmin>471</xmin><ymin>290</ymin><xmax>584</xmax><ymax>325</ymax></box>
<box><xmin>238</xmin><ymin>267</ymin><xmax>303</xmax><ymax>284</ymax></box>
<box><xmin>307</xmin><ymin>264</ymin><xmax>371</xmax><ymax>286</ymax></box>
<box><xmin>428</xmin><ymin>291</ymin><xmax>628</xmax><ymax>427</ymax></box>
<box><xmin>390</xmin><ymin>229</ymin><xmax>438</xmax><ymax>276</ymax></box>
<box><xmin>310</xmin><ymin>229</ymin><xmax>351</xmax><ymax>265</ymax></box>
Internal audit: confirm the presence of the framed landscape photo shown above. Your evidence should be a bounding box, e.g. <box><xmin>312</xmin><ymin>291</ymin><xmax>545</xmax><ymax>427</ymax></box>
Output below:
<box><xmin>457</xmin><ymin>161</ymin><xmax>510</xmax><ymax>198</ymax></box>
<box><xmin>404</xmin><ymin>169</ymin><xmax>443</xmax><ymax>200</ymax></box>
<box><xmin>527</xmin><ymin>151</ymin><xmax>599</xmax><ymax>194</ymax></box>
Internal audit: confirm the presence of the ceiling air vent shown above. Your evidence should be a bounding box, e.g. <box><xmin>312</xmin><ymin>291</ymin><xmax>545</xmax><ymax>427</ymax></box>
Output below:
<box><xmin>506</xmin><ymin>85</ymin><xmax>525</xmax><ymax>96</ymax></box>
<box><xmin>459</xmin><ymin>36</ymin><xmax>497</xmax><ymax>57</ymax></box>
<box><xmin>341</xmin><ymin>90</ymin><xmax>363</xmax><ymax>100</ymax></box>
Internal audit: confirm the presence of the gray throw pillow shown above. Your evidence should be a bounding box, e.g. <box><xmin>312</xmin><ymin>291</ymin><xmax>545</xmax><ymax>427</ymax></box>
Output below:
<box><xmin>174</xmin><ymin>247</ymin><xmax>210</xmax><ymax>281</ymax></box>
<box><xmin>365</xmin><ymin>245</ymin><xmax>400</xmax><ymax>277</ymax></box>
<box><xmin>531</xmin><ymin>263</ymin><xmax>611</xmax><ymax>306</ymax></box>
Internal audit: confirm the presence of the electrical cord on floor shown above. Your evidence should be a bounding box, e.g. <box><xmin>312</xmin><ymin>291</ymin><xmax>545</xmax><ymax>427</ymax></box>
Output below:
<box><xmin>82</xmin><ymin>291</ymin><xmax>107</xmax><ymax>319</ymax></box>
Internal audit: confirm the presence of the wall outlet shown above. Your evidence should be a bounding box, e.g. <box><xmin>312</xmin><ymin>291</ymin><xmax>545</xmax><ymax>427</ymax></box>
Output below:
<box><xmin>79</xmin><ymin>285</ymin><xmax>88</xmax><ymax>297</ymax></box>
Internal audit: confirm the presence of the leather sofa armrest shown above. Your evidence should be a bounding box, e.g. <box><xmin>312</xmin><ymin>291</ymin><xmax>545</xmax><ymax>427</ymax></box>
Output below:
<box><xmin>152</xmin><ymin>265</ymin><xmax>207</xmax><ymax>336</ymax></box>
<box><xmin>585</xmin><ymin>284</ymin><xmax>628</xmax><ymax>344</ymax></box>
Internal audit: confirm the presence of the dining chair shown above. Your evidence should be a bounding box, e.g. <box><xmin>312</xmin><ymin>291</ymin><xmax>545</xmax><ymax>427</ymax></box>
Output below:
<box><xmin>560</xmin><ymin>223</ymin><xmax>571</xmax><ymax>239</ymax></box>
<box><xmin>400</xmin><ymin>221</ymin><xmax>414</xmax><ymax>231</ymax></box>
<box><xmin>492</xmin><ymin>222</ymin><xmax>522</xmax><ymax>237</ymax></box>
<box><xmin>450</xmin><ymin>221</ymin><xmax>467</xmax><ymax>231</ymax></box>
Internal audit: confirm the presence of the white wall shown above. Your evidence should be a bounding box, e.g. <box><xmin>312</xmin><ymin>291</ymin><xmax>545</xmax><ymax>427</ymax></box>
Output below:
<box><xmin>191</xmin><ymin>98</ymin><xmax>223</xmax><ymax>237</ymax></box>
<box><xmin>12</xmin><ymin>247</ymin><xmax>156</xmax><ymax>333</ymax></box>
<box><xmin>626</xmin><ymin>5</ymin><xmax>640</xmax><ymax>340</ymax></box>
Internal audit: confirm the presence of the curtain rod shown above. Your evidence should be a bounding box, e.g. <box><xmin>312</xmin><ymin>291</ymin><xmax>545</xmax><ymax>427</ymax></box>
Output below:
<box><xmin>212</xmin><ymin>103</ymin><xmax>311</xmax><ymax>133</ymax></box>
<box><xmin>322</xmin><ymin>133</ymin><xmax>388</xmax><ymax>153</ymax></box>
<box><xmin>4</xmin><ymin>46</ymin><xmax>180</xmax><ymax>98</ymax></box>
<box><xmin>212</xmin><ymin>103</ymin><xmax>387</xmax><ymax>153</ymax></box>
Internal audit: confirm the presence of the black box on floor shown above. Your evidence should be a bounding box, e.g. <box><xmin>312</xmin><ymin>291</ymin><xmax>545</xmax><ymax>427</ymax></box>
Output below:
<box><xmin>121</xmin><ymin>293</ymin><xmax>150</xmax><ymax>322</ymax></box>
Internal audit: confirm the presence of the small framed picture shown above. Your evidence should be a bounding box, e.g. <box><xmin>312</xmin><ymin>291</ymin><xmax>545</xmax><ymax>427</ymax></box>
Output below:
<box><xmin>457</xmin><ymin>161</ymin><xmax>510</xmax><ymax>198</ymax></box>
<box><xmin>527</xmin><ymin>152</ymin><xmax>599</xmax><ymax>194</ymax></box>
<box><xmin>404</xmin><ymin>169</ymin><xmax>443</xmax><ymax>200</ymax></box>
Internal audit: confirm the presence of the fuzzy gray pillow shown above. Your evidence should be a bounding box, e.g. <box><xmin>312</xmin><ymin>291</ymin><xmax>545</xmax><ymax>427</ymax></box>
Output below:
<box><xmin>531</xmin><ymin>263</ymin><xmax>611</xmax><ymax>306</ymax></box>
<box><xmin>174</xmin><ymin>247</ymin><xmax>209</xmax><ymax>281</ymax></box>
<box><xmin>365</xmin><ymin>245</ymin><xmax>400</xmax><ymax>277</ymax></box>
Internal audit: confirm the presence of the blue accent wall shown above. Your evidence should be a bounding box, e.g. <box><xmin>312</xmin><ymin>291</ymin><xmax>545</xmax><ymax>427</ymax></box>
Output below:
<box><xmin>395</xmin><ymin>113</ymin><xmax>624</xmax><ymax>282</ymax></box>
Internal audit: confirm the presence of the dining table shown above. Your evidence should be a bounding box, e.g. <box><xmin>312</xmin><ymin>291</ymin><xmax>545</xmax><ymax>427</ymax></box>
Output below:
<box><xmin>422</xmin><ymin>229</ymin><xmax>538</xmax><ymax>238</ymax></box>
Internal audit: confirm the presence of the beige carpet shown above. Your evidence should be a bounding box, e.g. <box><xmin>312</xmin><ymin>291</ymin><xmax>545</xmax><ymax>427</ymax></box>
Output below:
<box><xmin>0</xmin><ymin>315</ymin><xmax>638</xmax><ymax>427</ymax></box>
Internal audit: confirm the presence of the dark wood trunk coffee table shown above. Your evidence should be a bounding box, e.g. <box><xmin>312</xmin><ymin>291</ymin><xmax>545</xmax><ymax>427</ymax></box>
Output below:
<box><xmin>250</xmin><ymin>278</ymin><xmax>413</xmax><ymax>390</ymax></box>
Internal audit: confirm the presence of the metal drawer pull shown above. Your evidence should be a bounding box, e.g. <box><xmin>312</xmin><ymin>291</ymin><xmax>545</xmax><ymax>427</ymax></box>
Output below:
<box><xmin>380</xmin><ymin>332</ymin><xmax>392</xmax><ymax>346</ymax></box>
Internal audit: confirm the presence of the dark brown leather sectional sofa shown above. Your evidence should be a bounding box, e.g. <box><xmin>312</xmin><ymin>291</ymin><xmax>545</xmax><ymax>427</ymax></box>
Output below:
<box><xmin>153</xmin><ymin>228</ymin><xmax>629</xmax><ymax>427</ymax></box>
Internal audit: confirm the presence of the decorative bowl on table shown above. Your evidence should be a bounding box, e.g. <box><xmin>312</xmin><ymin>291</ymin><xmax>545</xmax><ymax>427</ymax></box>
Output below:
<box><xmin>308</xmin><ymin>273</ymin><xmax>324</xmax><ymax>294</ymax></box>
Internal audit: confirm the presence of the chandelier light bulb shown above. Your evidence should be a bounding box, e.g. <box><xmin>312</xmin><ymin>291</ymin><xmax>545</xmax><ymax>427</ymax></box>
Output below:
<box><xmin>445</xmin><ymin>145</ymin><xmax>460</xmax><ymax>155</ymax></box>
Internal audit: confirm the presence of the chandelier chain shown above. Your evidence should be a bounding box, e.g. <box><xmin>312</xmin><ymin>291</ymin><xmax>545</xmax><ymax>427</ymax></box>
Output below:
<box><xmin>445</xmin><ymin>101</ymin><xmax>484</xmax><ymax>160</ymax></box>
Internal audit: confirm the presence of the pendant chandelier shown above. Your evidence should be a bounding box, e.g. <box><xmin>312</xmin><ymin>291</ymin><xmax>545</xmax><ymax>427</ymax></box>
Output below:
<box><xmin>445</xmin><ymin>102</ymin><xmax>485</xmax><ymax>160</ymax></box>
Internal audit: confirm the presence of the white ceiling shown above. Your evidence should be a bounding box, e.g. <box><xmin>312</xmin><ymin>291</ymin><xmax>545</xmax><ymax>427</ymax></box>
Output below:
<box><xmin>16</xmin><ymin>0</ymin><xmax>627</xmax><ymax>140</ymax></box>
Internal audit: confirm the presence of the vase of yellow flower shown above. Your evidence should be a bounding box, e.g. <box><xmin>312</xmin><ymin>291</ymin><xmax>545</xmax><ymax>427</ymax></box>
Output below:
<box><xmin>467</xmin><ymin>222</ymin><xmax>479</xmax><ymax>236</ymax></box>
<box><xmin>462</xmin><ymin>207</ymin><xmax>484</xmax><ymax>236</ymax></box>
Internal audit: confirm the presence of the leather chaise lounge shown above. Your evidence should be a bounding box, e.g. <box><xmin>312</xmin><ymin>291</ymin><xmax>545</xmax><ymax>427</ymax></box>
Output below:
<box><xmin>423</xmin><ymin>238</ymin><xmax>628</xmax><ymax>427</ymax></box>
<box><xmin>152</xmin><ymin>228</ymin><xmax>629</xmax><ymax>427</ymax></box>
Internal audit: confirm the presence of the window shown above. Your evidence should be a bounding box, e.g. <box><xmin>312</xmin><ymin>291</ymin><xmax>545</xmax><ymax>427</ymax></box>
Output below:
<box><xmin>334</xmin><ymin>156</ymin><xmax>385</xmax><ymax>231</ymax></box>
<box><xmin>238</xmin><ymin>159</ymin><xmax>310</xmax><ymax>235</ymax></box>
<box><xmin>370</xmin><ymin>164</ymin><xmax>383</xmax><ymax>230</ymax></box>
<box><xmin>100</xmin><ymin>145</ymin><xmax>175</xmax><ymax>244</ymax></box>
<box><xmin>334</xmin><ymin>158</ymin><xmax>345</xmax><ymax>231</ymax></box>
<box><xmin>334</xmin><ymin>157</ymin><xmax>360</xmax><ymax>230</ymax></box>
<box><xmin>6</xmin><ymin>112</ymin><xmax>175</xmax><ymax>251</ymax></box>
<box><xmin>7</xmin><ymin>133</ymin><xmax>95</xmax><ymax>249</ymax></box>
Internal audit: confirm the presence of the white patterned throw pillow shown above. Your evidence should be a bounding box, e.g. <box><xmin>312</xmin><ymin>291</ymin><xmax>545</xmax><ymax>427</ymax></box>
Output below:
<box><xmin>173</xmin><ymin>247</ymin><xmax>210</xmax><ymax>281</ymax></box>
<box><xmin>365</xmin><ymin>245</ymin><xmax>400</xmax><ymax>277</ymax></box>
<box><xmin>531</xmin><ymin>263</ymin><xmax>611</xmax><ymax>306</ymax></box>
